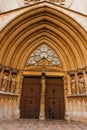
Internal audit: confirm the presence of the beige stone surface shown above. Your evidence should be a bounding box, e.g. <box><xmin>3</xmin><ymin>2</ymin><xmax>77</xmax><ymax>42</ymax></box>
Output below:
<box><xmin>0</xmin><ymin>1</ymin><xmax>87</xmax><ymax>123</ymax></box>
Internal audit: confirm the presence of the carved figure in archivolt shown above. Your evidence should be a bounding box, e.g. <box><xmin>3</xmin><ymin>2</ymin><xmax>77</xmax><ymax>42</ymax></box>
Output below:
<box><xmin>1</xmin><ymin>72</ymin><xmax>9</xmax><ymax>92</ymax></box>
<box><xmin>10</xmin><ymin>74</ymin><xmax>16</xmax><ymax>93</ymax></box>
<box><xmin>78</xmin><ymin>75</ymin><xmax>85</xmax><ymax>94</ymax></box>
<box><xmin>70</xmin><ymin>77</ymin><xmax>77</xmax><ymax>95</ymax></box>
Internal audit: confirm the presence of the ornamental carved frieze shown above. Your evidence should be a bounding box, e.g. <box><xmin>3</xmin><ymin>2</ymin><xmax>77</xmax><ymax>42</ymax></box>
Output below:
<box><xmin>17</xmin><ymin>0</ymin><xmax>73</xmax><ymax>8</ymax></box>
<box><xmin>24</xmin><ymin>65</ymin><xmax>62</xmax><ymax>72</ymax></box>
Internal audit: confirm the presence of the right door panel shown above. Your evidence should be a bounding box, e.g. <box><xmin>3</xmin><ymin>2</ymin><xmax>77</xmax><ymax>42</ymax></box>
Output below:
<box><xmin>45</xmin><ymin>77</ymin><xmax>65</xmax><ymax>119</ymax></box>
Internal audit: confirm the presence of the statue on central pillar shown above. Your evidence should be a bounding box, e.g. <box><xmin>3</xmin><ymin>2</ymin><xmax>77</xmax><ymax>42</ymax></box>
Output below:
<box><xmin>39</xmin><ymin>57</ymin><xmax>46</xmax><ymax>120</ymax></box>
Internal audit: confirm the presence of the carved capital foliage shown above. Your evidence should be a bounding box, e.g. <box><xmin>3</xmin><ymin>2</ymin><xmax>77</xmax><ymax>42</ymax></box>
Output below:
<box><xmin>11</xmin><ymin>68</ymin><xmax>18</xmax><ymax>75</ymax></box>
<box><xmin>68</xmin><ymin>70</ymin><xmax>75</xmax><ymax>76</ymax></box>
<box><xmin>4</xmin><ymin>66</ymin><xmax>10</xmax><ymax>73</ymax></box>
<box><xmin>76</xmin><ymin>68</ymin><xmax>83</xmax><ymax>75</ymax></box>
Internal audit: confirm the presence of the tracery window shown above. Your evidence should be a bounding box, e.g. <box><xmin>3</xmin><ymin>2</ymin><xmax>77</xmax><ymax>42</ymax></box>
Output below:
<box><xmin>26</xmin><ymin>44</ymin><xmax>61</xmax><ymax>66</ymax></box>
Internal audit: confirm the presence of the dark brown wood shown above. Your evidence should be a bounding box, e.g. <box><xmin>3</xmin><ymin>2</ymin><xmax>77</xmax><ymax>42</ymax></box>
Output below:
<box><xmin>45</xmin><ymin>77</ymin><xmax>65</xmax><ymax>119</ymax></box>
<box><xmin>20</xmin><ymin>77</ymin><xmax>41</xmax><ymax>118</ymax></box>
<box><xmin>20</xmin><ymin>76</ymin><xmax>65</xmax><ymax>119</ymax></box>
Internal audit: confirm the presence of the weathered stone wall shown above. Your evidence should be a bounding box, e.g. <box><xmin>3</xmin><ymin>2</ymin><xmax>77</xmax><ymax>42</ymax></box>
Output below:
<box><xmin>0</xmin><ymin>65</ymin><xmax>21</xmax><ymax>120</ymax></box>
<box><xmin>0</xmin><ymin>2</ymin><xmax>87</xmax><ymax>122</ymax></box>
<box><xmin>64</xmin><ymin>67</ymin><xmax>87</xmax><ymax>122</ymax></box>
<box><xmin>0</xmin><ymin>94</ymin><xmax>19</xmax><ymax>120</ymax></box>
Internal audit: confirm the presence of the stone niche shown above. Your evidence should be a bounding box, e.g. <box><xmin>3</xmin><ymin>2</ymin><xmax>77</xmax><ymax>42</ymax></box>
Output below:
<box><xmin>65</xmin><ymin>68</ymin><xmax>87</xmax><ymax>122</ymax></box>
<box><xmin>0</xmin><ymin>66</ymin><xmax>20</xmax><ymax>120</ymax></box>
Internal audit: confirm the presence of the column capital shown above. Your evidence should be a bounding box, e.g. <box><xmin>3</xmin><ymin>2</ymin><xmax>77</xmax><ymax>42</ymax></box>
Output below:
<box><xmin>11</xmin><ymin>68</ymin><xmax>18</xmax><ymax>75</ymax></box>
<box><xmin>4</xmin><ymin>66</ymin><xmax>10</xmax><ymax>73</ymax></box>
<box><xmin>68</xmin><ymin>70</ymin><xmax>75</xmax><ymax>76</ymax></box>
<box><xmin>76</xmin><ymin>68</ymin><xmax>83</xmax><ymax>75</ymax></box>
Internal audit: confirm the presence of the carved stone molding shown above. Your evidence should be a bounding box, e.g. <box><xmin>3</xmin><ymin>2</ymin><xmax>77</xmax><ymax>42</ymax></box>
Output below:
<box><xmin>76</xmin><ymin>68</ymin><xmax>83</xmax><ymax>75</ymax></box>
<box><xmin>68</xmin><ymin>70</ymin><xmax>75</xmax><ymax>76</ymax></box>
<box><xmin>4</xmin><ymin>66</ymin><xmax>10</xmax><ymax>73</ymax></box>
<box><xmin>0</xmin><ymin>91</ymin><xmax>19</xmax><ymax>97</ymax></box>
<box><xmin>67</xmin><ymin>94</ymin><xmax>87</xmax><ymax>98</ymax></box>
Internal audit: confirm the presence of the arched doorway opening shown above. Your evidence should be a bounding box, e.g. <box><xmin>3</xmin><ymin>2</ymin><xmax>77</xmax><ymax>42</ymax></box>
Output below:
<box><xmin>20</xmin><ymin>44</ymin><xmax>65</xmax><ymax>119</ymax></box>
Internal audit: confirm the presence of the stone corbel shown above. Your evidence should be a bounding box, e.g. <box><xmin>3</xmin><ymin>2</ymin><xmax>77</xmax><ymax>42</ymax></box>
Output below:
<box><xmin>68</xmin><ymin>70</ymin><xmax>75</xmax><ymax>76</ymax></box>
<box><xmin>76</xmin><ymin>68</ymin><xmax>83</xmax><ymax>75</ymax></box>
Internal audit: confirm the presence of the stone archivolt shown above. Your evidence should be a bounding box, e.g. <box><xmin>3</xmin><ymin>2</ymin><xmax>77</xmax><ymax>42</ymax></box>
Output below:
<box><xmin>0</xmin><ymin>2</ymin><xmax>87</xmax><ymax>121</ymax></box>
<box><xmin>0</xmin><ymin>2</ymin><xmax>87</xmax><ymax>70</ymax></box>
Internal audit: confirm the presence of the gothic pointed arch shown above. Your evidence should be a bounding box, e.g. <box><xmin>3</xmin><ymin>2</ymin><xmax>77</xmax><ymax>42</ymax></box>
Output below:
<box><xmin>0</xmin><ymin>2</ymin><xmax>87</xmax><ymax>71</ymax></box>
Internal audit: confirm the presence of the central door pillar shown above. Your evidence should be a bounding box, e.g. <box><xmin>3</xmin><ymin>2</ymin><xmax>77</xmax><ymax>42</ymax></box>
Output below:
<box><xmin>39</xmin><ymin>75</ymin><xmax>46</xmax><ymax>120</ymax></box>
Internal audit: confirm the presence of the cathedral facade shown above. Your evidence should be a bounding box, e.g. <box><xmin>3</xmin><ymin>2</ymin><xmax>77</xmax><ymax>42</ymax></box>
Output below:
<box><xmin>0</xmin><ymin>0</ymin><xmax>87</xmax><ymax>122</ymax></box>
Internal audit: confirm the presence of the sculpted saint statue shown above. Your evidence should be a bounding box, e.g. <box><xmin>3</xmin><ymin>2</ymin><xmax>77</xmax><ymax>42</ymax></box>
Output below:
<box><xmin>70</xmin><ymin>77</ymin><xmax>77</xmax><ymax>95</ymax></box>
<box><xmin>10</xmin><ymin>75</ymin><xmax>16</xmax><ymax>93</ymax></box>
<box><xmin>41</xmin><ymin>76</ymin><xmax>46</xmax><ymax>93</ymax></box>
<box><xmin>78</xmin><ymin>76</ymin><xmax>85</xmax><ymax>94</ymax></box>
<box><xmin>1</xmin><ymin>72</ymin><xmax>9</xmax><ymax>92</ymax></box>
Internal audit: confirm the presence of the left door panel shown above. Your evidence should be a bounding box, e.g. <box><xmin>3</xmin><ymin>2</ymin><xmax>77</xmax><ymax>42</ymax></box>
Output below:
<box><xmin>20</xmin><ymin>77</ymin><xmax>41</xmax><ymax>118</ymax></box>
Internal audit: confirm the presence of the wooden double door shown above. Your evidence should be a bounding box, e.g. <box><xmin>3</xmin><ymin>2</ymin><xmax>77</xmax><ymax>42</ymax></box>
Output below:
<box><xmin>20</xmin><ymin>76</ymin><xmax>65</xmax><ymax>119</ymax></box>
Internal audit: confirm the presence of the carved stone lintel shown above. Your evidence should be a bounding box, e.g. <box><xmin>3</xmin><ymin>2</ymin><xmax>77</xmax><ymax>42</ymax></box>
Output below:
<box><xmin>11</xmin><ymin>68</ymin><xmax>18</xmax><ymax>75</ymax></box>
<box><xmin>4</xmin><ymin>66</ymin><xmax>10</xmax><ymax>73</ymax></box>
<box><xmin>0</xmin><ymin>64</ymin><xmax>3</xmax><ymax>71</ymax></box>
<box><xmin>68</xmin><ymin>70</ymin><xmax>75</xmax><ymax>76</ymax></box>
<box><xmin>76</xmin><ymin>68</ymin><xmax>83</xmax><ymax>75</ymax></box>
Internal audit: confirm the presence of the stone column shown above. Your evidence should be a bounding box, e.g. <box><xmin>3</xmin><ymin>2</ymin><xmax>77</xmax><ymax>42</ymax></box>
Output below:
<box><xmin>84</xmin><ymin>67</ymin><xmax>87</xmax><ymax>93</ymax></box>
<box><xmin>75</xmin><ymin>71</ymin><xmax>79</xmax><ymax>95</ymax></box>
<box><xmin>67</xmin><ymin>74</ymin><xmax>71</xmax><ymax>95</ymax></box>
<box><xmin>0</xmin><ymin>64</ymin><xmax>3</xmax><ymax>90</ymax></box>
<box><xmin>39</xmin><ymin>75</ymin><xmax>46</xmax><ymax>120</ymax></box>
